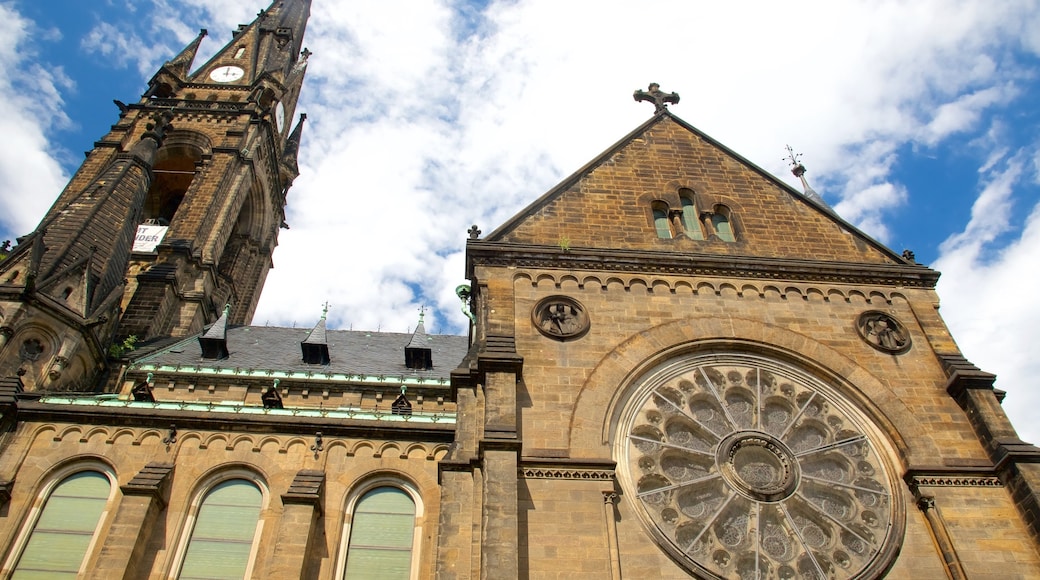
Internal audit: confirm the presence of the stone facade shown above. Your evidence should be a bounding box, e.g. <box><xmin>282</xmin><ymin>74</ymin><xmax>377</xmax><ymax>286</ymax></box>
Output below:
<box><xmin>1</xmin><ymin>1</ymin><xmax>1039</xmax><ymax>578</ymax></box>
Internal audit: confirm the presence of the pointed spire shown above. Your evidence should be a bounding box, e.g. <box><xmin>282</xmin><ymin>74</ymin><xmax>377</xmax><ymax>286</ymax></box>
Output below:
<box><xmin>280</xmin><ymin>113</ymin><xmax>307</xmax><ymax>183</ymax></box>
<box><xmin>783</xmin><ymin>145</ymin><xmax>832</xmax><ymax>210</ymax></box>
<box><xmin>165</xmin><ymin>29</ymin><xmax>208</xmax><ymax>78</ymax></box>
<box><xmin>198</xmin><ymin>303</ymin><xmax>230</xmax><ymax>360</ymax></box>
<box><xmin>301</xmin><ymin>301</ymin><xmax>330</xmax><ymax>364</ymax></box>
<box><xmin>406</xmin><ymin>307</ymin><xmax>433</xmax><ymax>370</ymax></box>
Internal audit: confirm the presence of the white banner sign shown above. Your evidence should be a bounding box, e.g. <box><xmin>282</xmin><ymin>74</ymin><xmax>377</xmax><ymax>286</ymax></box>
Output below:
<box><xmin>133</xmin><ymin>225</ymin><xmax>169</xmax><ymax>252</ymax></box>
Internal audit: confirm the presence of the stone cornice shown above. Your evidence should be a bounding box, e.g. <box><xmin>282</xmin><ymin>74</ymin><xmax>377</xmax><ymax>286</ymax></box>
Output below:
<box><xmin>466</xmin><ymin>242</ymin><xmax>939</xmax><ymax>288</ymax></box>
<box><xmin>520</xmin><ymin>458</ymin><xmax>616</xmax><ymax>481</ymax></box>
<box><xmin>904</xmin><ymin>466</ymin><xmax>1002</xmax><ymax>491</ymax></box>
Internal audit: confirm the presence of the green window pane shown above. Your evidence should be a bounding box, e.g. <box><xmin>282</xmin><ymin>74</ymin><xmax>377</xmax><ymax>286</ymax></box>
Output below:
<box><xmin>653</xmin><ymin>208</ymin><xmax>671</xmax><ymax>239</ymax></box>
<box><xmin>178</xmin><ymin>480</ymin><xmax>261</xmax><ymax>580</ymax></box>
<box><xmin>680</xmin><ymin>197</ymin><xmax>703</xmax><ymax>240</ymax></box>
<box><xmin>344</xmin><ymin>487</ymin><xmax>415</xmax><ymax>580</ymax></box>
<box><xmin>12</xmin><ymin>471</ymin><xmax>110</xmax><ymax>579</ymax></box>
<box><xmin>712</xmin><ymin>214</ymin><xmax>735</xmax><ymax>242</ymax></box>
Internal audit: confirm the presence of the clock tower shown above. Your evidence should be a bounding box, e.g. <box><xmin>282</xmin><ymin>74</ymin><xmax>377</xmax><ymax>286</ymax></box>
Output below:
<box><xmin>0</xmin><ymin>0</ymin><xmax>311</xmax><ymax>391</ymax></box>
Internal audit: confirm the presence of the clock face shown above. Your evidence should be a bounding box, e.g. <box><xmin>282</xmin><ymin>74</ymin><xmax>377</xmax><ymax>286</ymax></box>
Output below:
<box><xmin>275</xmin><ymin>102</ymin><xmax>286</xmax><ymax>131</ymax></box>
<box><xmin>620</xmin><ymin>354</ymin><xmax>898</xmax><ymax>580</ymax></box>
<box><xmin>209</xmin><ymin>65</ymin><xmax>245</xmax><ymax>83</ymax></box>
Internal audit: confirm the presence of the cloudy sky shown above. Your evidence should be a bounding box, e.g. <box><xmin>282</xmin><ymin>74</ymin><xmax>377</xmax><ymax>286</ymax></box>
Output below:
<box><xmin>0</xmin><ymin>0</ymin><xmax>1038</xmax><ymax>442</ymax></box>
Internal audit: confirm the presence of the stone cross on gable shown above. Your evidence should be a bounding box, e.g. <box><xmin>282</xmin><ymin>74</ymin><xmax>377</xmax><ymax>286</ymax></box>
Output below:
<box><xmin>633</xmin><ymin>83</ymin><xmax>680</xmax><ymax>113</ymax></box>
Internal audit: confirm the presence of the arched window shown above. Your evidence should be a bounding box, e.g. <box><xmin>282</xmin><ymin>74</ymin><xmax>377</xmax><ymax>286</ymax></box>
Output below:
<box><xmin>143</xmin><ymin>144</ymin><xmax>202</xmax><ymax>226</ymax></box>
<box><xmin>712</xmin><ymin>206</ymin><xmax>736</xmax><ymax>243</ymax></box>
<box><xmin>651</xmin><ymin>203</ymin><xmax>672</xmax><ymax>239</ymax></box>
<box><xmin>679</xmin><ymin>189</ymin><xmax>704</xmax><ymax>240</ymax></box>
<box><xmin>177</xmin><ymin>479</ymin><xmax>263</xmax><ymax>580</ymax></box>
<box><xmin>343</xmin><ymin>486</ymin><xmax>418</xmax><ymax>580</ymax></box>
<box><xmin>9</xmin><ymin>470</ymin><xmax>113</xmax><ymax>578</ymax></box>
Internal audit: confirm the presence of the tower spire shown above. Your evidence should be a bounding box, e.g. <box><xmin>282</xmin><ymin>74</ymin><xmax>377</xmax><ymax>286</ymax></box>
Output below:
<box><xmin>281</xmin><ymin>113</ymin><xmax>307</xmax><ymax>182</ymax></box>
<box><xmin>189</xmin><ymin>0</ymin><xmax>313</xmax><ymax>86</ymax></box>
<box><xmin>165</xmin><ymin>29</ymin><xmax>208</xmax><ymax>78</ymax></box>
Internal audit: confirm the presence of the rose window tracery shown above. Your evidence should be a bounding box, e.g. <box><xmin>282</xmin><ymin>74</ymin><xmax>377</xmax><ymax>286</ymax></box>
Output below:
<box><xmin>620</xmin><ymin>355</ymin><xmax>897</xmax><ymax>579</ymax></box>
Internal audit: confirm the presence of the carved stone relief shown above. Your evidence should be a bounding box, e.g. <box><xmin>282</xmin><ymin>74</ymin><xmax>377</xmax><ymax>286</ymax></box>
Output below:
<box><xmin>532</xmin><ymin>296</ymin><xmax>589</xmax><ymax>341</ymax></box>
<box><xmin>856</xmin><ymin>311</ymin><xmax>911</xmax><ymax>354</ymax></box>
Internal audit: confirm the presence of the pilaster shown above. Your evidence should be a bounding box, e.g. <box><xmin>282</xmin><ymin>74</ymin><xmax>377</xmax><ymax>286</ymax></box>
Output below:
<box><xmin>269</xmin><ymin>469</ymin><xmax>325</xmax><ymax>578</ymax></box>
<box><xmin>90</xmin><ymin>462</ymin><xmax>174</xmax><ymax>580</ymax></box>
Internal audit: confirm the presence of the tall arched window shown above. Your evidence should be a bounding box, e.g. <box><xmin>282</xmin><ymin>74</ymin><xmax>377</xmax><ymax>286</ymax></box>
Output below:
<box><xmin>652</xmin><ymin>203</ymin><xmax>672</xmax><ymax>239</ymax></box>
<box><xmin>177</xmin><ymin>479</ymin><xmax>263</xmax><ymax>580</ymax></box>
<box><xmin>712</xmin><ymin>206</ymin><xmax>736</xmax><ymax>243</ymax></box>
<box><xmin>343</xmin><ymin>487</ymin><xmax>418</xmax><ymax>579</ymax></box>
<box><xmin>679</xmin><ymin>190</ymin><xmax>704</xmax><ymax>240</ymax></box>
<box><xmin>9</xmin><ymin>470</ymin><xmax>113</xmax><ymax>578</ymax></box>
<box><xmin>143</xmin><ymin>143</ymin><xmax>203</xmax><ymax>226</ymax></box>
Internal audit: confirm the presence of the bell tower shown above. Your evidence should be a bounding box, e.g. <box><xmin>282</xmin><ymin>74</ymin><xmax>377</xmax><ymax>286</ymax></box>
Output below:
<box><xmin>0</xmin><ymin>0</ymin><xmax>311</xmax><ymax>391</ymax></box>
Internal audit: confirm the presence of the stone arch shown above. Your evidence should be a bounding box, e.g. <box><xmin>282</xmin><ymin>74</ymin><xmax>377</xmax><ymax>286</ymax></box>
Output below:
<box><xmin>55</xmin><ymin>425</ymin><xmax>83</xmax><ymax>442</ymax></box>
<box><xmin>143</xmin><ymin>131</ymin><xmax>211</xmax><ymax>226</ymax></box>
<box><xmin>534</xmin><ymin>274</ymin><xmax>556</xmax><ymax>289</ymax></box>
<box><xmin>349</xmin><ymin>440</ymin><xmax>376</xmax><ymax>457</ymax></box>
<box><xmin>567</xmin><ymin>315</ymin><xmax>934</xmax><ymax>469</ymax></box>
<box><xmin>200</xmin><ymin>433</ymin><xmax>229</xmax><ymax>450</ymax></box>
<box><xmin>582</xmin><ymin>275</ymin><xmax>605</xmax><ymax>291</ymax></box>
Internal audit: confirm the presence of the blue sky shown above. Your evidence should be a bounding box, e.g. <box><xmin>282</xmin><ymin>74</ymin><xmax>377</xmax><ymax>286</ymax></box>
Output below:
<box><xmin>1</xmin><ymin>0</ymin><xmax>1038</xmax><ymax>442</ymax></box>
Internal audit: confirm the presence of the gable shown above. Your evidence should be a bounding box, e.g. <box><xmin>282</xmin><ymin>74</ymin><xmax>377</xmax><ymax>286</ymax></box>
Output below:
<box><xmin>488</xmin><ymin>114</ymin><xmax>903</xmax><ymax>266</ymax></box>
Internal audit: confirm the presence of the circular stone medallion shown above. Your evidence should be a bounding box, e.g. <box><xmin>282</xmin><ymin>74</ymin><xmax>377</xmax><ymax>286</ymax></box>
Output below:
<box><xmin>532</xmin><ymin>296</ymin><xmax>589</xmax><ymax>341</ymax></box>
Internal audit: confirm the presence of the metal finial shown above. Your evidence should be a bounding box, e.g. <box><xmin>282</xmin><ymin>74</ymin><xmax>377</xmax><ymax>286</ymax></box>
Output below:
<box><xmin>401</xmin><ymin>385</ymin><xmax>407</xmax><ymax>395</ymax></box>
<box><xmin>633</xmin><ymin>83</ymin><xmax>679</xmax><ymax>114</ymax></box>
<box><xmin>418</xmin><ymin>305</ymin><xmax>426</xmax><ymax>323</ymax></box>
<box><xmin>222</xmin><ymin>303</ymin><xmax>231</xmax><ymax>318</ymax></box>
<box><xmin>783</xmin><ymin>145</ymin><xmax>803</xmax><ymax>169</ymax></box>
<box><xmin>321</xmin><ymin>301</ymin><xmax>330</xmax><ymax>319</ymax></box>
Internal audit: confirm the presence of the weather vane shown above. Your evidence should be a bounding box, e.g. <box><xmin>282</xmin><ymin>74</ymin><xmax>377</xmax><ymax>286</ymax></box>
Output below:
<box><xmin>321</xmin><ymin>301</ymin><xmax>330</xmax><ymax>319</ymax></box>
<box><xmin>418</xmin><ymin>304</ymin><xmax>426</xmax><ymax>323</ymax></box>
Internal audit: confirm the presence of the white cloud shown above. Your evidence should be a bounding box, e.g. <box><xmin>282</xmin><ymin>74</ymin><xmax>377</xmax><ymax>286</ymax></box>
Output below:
<box><xmin>0</xmin><ymin>4</ymin><xmax>73</xmax><ymax>239</ymax></box>
<box><xmin>935</xmin><ymin>151</ymin><xmax>1040</xmax><ymax>445</ymax></box>
<box><xmin>81</xmin><ymin>21</ymin><xmax>173</xmax><ymax>76</ymax></box>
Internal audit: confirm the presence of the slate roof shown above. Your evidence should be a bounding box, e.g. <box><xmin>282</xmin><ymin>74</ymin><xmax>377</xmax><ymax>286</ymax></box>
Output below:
<box><xmin>135</xmin><ymin>325</ymin><xmax>469</xmax><ymax>381</ymax></box>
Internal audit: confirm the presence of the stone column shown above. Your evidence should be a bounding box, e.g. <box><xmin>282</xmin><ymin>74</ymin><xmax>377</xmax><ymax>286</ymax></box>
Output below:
<box><xmin>602</xmin><ymin>492</ymin><xmax>621</xmax><ymax>580</ymax></box>
<box><xmin>914</xmin><ymin>495</ymin><xmax>968</xmax><ymax>580</ymax></box>
<box><xmin>90</xmin><ymin>462</ymin><xmax>174</xmax><ymax>580</ymax></box>
<box><xmin>268</xmin><ymin>470</ymin><xmax>325</xmax><ymax>579</ymax></box>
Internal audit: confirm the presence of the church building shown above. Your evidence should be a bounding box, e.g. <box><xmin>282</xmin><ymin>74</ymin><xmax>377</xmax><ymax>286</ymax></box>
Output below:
<box><xmin>0</xmin><ymin>1</ymin><xmax>1038</xmax><ymax>578</ymax></box>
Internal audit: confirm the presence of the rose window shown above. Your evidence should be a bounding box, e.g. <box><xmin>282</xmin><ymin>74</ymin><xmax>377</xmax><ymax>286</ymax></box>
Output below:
<box><xmin>621</xmin><ymin>354</ymin><xmax>897</xmax><ymax>579</ymax></box>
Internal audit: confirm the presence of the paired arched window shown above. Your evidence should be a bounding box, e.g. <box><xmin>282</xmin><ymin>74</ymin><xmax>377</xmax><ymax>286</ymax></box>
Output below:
<box><xmin>678</xmin><ymin>189</ymin><xmax>704</xmax><ymax>240</ymax></box>
<box><xmin>176</xmin><ymin>478</ymin><xmax>264</xmax><ymax>580</ymax></box>
<box><xmin>711</xmin><ymin>206</ymin><xmax>736</xmax><ymax>242</ymax></box>
<box><xmin>8</xmin><ymin>469</ymin><xmax>114</xmax><ymax>578</ymax></box>
<box><xmin>651</xmin><ymin>202</ymin><xmax>672</xmax><ymax>239</ymax></box>
<box><xmin>340</xmin><ymin>483</ymin><xmax>422</xmax><ymax>580</ymax></box>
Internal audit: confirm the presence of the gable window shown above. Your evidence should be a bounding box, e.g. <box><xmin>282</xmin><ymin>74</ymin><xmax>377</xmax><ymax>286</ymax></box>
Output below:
<box><xmin>8</xmin><ymin>469</ymin><xmax>113</xmax><ymax>578</ymax></box>
<box><xmin>712</xmin><ymin>206</ymin><xmax>736</xmax><ymax>243</ymax></box>
<box><xmin>652</xmin><ymin>203</ymin><xmax>672</xmax><ymax>239</ymax></box>
<box><xmin>176</xmin><ymin>478</ymin><xmax>263</xmax><ymax>580</ymax></box>
<box><xmin>342</xmin><ymin>486</ymin><xmax>420</xmax><ymax>579</ymax></box>
<box><xmin>679</xmin><ymin>189</ymin><xmax>704</xmax><ymax>240</ymax></box>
